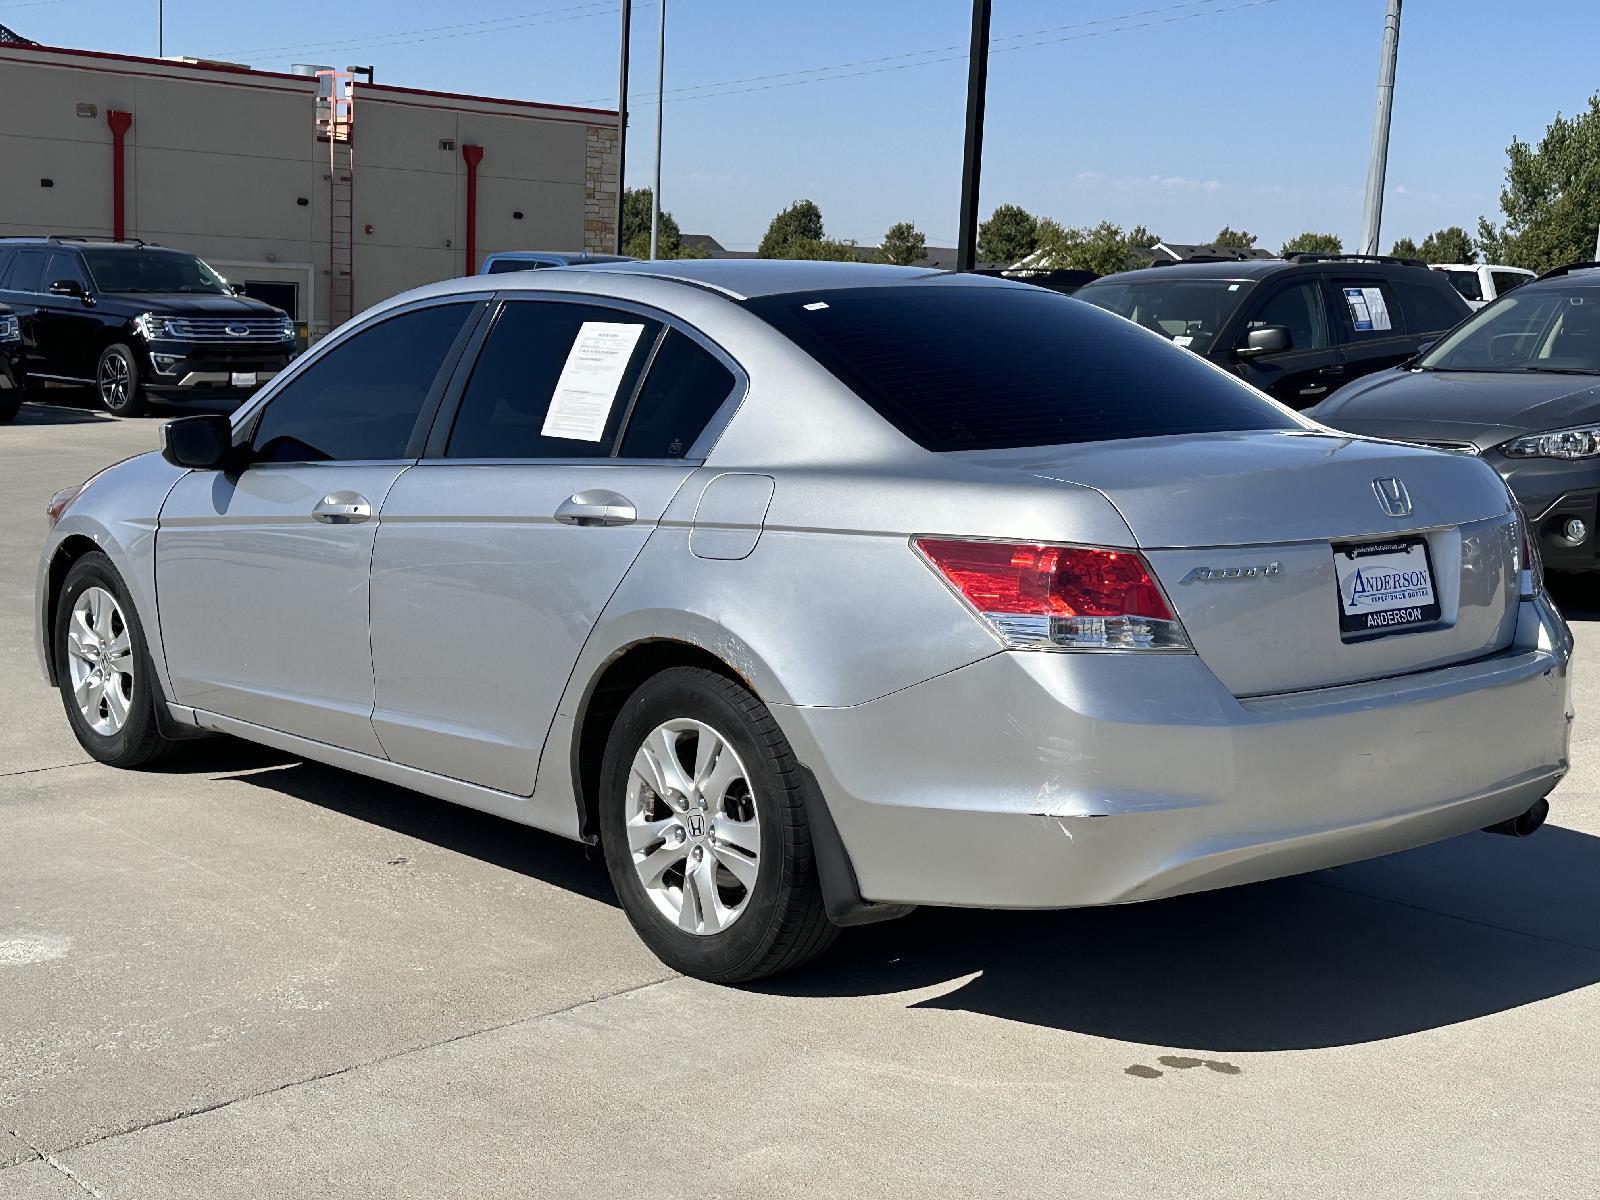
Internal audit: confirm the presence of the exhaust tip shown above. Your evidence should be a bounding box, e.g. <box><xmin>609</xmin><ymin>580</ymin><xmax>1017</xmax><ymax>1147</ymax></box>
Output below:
<box><xmin>1484</xmin><ymin>797</ymin><xmax>1550</xmax><ymax>838</ymax></box>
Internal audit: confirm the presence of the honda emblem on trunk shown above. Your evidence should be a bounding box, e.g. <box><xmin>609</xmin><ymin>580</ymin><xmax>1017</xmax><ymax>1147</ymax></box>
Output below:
<box><xmin>1373</xmin><ymin>477</ymin><xmax>1412</xmax><ymax>518</ymax></box>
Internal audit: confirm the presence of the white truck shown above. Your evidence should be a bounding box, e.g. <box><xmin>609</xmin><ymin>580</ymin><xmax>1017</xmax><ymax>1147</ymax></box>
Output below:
<box><xmin>1431</xmin><ymin>263</ymin><xmax>1536</xmax><ymax>309</ymax></box>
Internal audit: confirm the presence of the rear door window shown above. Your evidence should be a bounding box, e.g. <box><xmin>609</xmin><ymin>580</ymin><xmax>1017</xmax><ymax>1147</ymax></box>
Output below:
<box><xmin>1329</xmin><ymin>278</ymin><xmax>1406</xmax><ymax>337</ymax></box>
<box><xmin>618</xmin><ymin>331</ymin><xmax>738</xmax><ymax>458</ymax></box>
<box><xmin>1391</xmin><ymin>278</ymin><xmax>1467</xmax><ymax>334</ymax></box>
<box><xmin>444</xmin><ymin>300</ymin><xmax>661</xmax><ymax>459</ymax></box>
<box><xmin>6</xmin><ymin>250</ymin><xmax>47</xmax><ymax>294</ymax></box>
<box><xmin>743</xmin><ymin>284</ymin><xmax>1299</xmax><ymax>452</ymax></box>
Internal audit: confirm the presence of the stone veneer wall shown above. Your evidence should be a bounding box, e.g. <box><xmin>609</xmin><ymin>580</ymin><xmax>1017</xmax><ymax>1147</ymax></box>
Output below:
<box><xmin>584</xmin><ymin>123</ymin><xmax>620</xmax><ymax>253</ymax></box>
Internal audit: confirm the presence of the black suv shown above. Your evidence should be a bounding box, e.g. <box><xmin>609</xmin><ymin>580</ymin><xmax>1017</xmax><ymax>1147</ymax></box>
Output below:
<box><xmin>0</xmin><ymin>237</ymin><xmax>296</xmax><ymax>416</ymax></box>
<box><xmin>1076</xmin><ymin>253</ymin><xmax>1471</xmax><ymax>409</ymax></box>
<box><xmin>0</xmin><ymin>303</ymin><xmax>22</xmax><ymax>423</ymax></box>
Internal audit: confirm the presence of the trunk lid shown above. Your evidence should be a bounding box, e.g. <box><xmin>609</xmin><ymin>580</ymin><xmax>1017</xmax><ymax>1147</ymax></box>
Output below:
<box><xmin>958</xmin><ymin>430</ymin><xmax>1521</xmax><ymax>696</ymax></box>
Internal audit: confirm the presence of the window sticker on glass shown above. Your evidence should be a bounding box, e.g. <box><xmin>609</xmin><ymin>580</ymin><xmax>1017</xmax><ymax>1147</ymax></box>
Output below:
<box><xmin>541</xmin><ymin>321</ymin><xmax>647</xmax><ymax>441</ymax></box>
<box><xmin>1172</xmin><ymin>335</ymin><xmax>1195</xmax><ymax>348</ymax></box>
<box><xmin>1342</xmin><ymin>286</ymin><xmax>1392</xmax><ymax>332</ymax></box>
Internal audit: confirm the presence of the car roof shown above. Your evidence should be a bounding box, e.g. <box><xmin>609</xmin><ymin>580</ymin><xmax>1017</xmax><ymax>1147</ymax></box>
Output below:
<box><xmin>1086</xmin><ymin>257</ymin><xmax>1455</xmax><ymax>286</ymax></box>
<box><xmin>575</xmin><ymin>258</ymin><xmax>954</xmax><ymax>299</ymax></box>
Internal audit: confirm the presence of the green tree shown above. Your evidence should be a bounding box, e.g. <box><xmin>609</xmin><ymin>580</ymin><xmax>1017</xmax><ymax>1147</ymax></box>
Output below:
<box><xmin>1213</xmin><ymin>225</ymin><xmax>1258</xmax><ymax>249</ymax></box>
<box><xmin>1280</xmin><ymin>231</ymin><xmax>1343</xmax><ymax>257</ymax></box>
<box><xmin>1390</xmin><ymin>236</ymin><xmax>1421</xmax><ymax>258</ymax></box>
<box><xmin>977</xmin><ymin>204</ymin><xmax>1040</xmax><ymax>264</ymax></box>
<box><xmin>879</xmin><ymin>220</ymin><xmax>927</xmax><ymax>266</ymax></box>
<box><xmin>1034</xmin><ymin>219</ymin><xmax>1142</xmax><ymax>276</ymax></box>
<box><xmin>759</xmin><ymin>199</ymin><xmax>826</xmax><ymax>258</ymax></box>
<box><xmin>775</xmin><ymin>237</ymin><xmax>863</xmax><ymax>262</ymax></box>
<box><xmin>1478</xmin><ymin>96</ymin><xmax>1600</xmax><ymax>271</ymax></box>
<box><xmin>1127</xmin><ymin>224</ymin><xmax>1161</xmax><ymax>249</ymax></box>
<box><xmin>620</xmin><ymin>186</ymin><xmax>684</xmax><ymax>259</ymax></box>
<box><xmin>1417</xmin><ymin>225</ymin><xmax>1477</xmax><ymax>264</ymax></box>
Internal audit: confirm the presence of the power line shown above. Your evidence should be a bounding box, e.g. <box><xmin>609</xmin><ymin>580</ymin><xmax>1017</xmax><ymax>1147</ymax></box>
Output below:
<box><xmin>625</xmin><ymin>0</ymin><xmax>1232</xmax><ymax>103</ymax></box>
<box><xmin>603</xmin><ymin>0</ymin><xmax>1290</xmax><ymax>108</ymax></box>
<box><xmin>223</xmin><ymin>0</ymin><xmax>648</xmax><ymax>60</ymax></box>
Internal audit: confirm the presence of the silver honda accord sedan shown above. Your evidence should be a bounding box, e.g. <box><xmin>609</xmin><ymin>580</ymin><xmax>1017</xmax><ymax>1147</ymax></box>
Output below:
<box><xmin>36</xmin><ymin>260</ymin><xmax>1574</xmax><ymax>982</ymax></box>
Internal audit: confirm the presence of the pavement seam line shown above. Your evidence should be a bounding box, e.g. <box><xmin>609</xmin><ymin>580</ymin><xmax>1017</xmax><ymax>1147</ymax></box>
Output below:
<box><xmin>5</xmin><ymin>1127</ymin><xmax>103</xmax><ymax>1197</ymax></box>
<box><xmin>1305</xmin><ymin>874</ymin><xmax>1600</xmax><ymax>957</ymax></box>
<box><xmin>46</xmin><ymin>971</ymin><xmax>679</xmax><ymax>1161</ymax></box>
<box><xmin>0</xmin><ymin>760</ymin><xmax>92</xmax><ymax>780</ymax></box>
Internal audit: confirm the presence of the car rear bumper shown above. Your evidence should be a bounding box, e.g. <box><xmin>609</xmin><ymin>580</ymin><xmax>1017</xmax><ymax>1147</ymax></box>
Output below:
<box><xmin>777</xmin><ymin>595</ymin><xmax>1573</xmax><ymax>910</ymax></box>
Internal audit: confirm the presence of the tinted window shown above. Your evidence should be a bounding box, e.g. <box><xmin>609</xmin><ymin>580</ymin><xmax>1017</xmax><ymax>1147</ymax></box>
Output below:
<box><xmin>1331</xmin><ymin>279</ymin><xmax>1404</xmax><ymax>337</ymax></box>
<box><xmin>81</xmin><ymin>248</ymin><xmax>228</xmax><ymax>294</ymax></box>
<box><xmin>1443</xmin><ymin>270</ymin><xmax>1483</xmax><ymax>301</ymax></box>
<box><xmin>619</xmin><ymin>331</ymin><xmax>737</xmax><ymax>458</ymax></box>
<box><xmin>1492</xmin><ymin>271</ymin><xmax>1530</xmax><ymax>298</ymax></box>
<box><xmin>1393</xmin><ymin>278</ymin><xmax>1467</xmax><ymax>334</ymax></box>
<box><xmin>1243</xmin><ymin>279</ymin><xmax>1329</xmax><ymax>350</ymax></box>
<box><xmin>446</xmin><ymin>301</ymin><xmax>660</xmax><ymax>459</ymax></box>
<box><xmin>744</xmin><ymin>285</ymin><xmax>1299</xmax><ymax>452</ymax></box>
<box><xmin>0</xmin><ymin>249</ymin><xmax>16</xmax><ymax>287</ymax></box>
<box><xmin>250</xmin><ymin>303</ymin><xmax>474</xmax><ymax>463</ymax></box>
<box><xmin>45</xmin><ymin>252</ymin><xmax>90</xmax><ymax>293</ymax></box>
<box><xmin>7</xmin><ymin>250</ymin><xmax>47</xmax><ymax>293</ymax></box>
<box><xmin>485</xmin><ymin>258</ymin><xmax>555</xmax><ymax>274</ymax></box>
<box><xmin>1076</xmin><ymin>277</ymin><xmax>1249</xmax><ymax>355</ymax></box>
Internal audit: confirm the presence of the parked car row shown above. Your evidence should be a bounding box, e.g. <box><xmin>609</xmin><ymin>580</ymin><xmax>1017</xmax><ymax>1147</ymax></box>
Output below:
<box><xmin>0</xmin><ymin>236</ymin><xmax>296</xmax><ymax>419</ymax></box>
<box><xmin>37</xmin><ymin>258</ymin><xmax>1572</xmax><ymax>982</ymax></box>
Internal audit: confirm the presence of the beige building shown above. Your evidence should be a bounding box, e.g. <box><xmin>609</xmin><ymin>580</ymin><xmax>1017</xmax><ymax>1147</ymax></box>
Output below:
<box><xmin>0</xmin><ymin>42</ymin><xmax>621</xmax><ymax>337</ymax></box>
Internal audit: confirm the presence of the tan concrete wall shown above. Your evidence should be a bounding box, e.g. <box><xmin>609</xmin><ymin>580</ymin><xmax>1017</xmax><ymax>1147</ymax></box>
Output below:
<box><xmin>0</xmin><ymin>47</ymin><xmax>618</xmax><ymax>336</ymax></box>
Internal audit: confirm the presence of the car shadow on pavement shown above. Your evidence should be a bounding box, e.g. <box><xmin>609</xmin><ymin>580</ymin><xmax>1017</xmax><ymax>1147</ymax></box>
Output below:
<box><xmin>213</xmin><ymin>754</ymin><xmax>620</xmax><ymax>907</ymax></box>
<box><xmin>12</xmin><ymin>399</ymin><xmax>116</xmax><ymax>425</ymax></box>
<box><xmin>1547</xmin><ymin>575</ymin><xmax>1599</xmax><ymax>622</ymax></box>
<box><xmin>760</xmin><ymin>823</ymin><xmax>1600</xmax><ymax>1052</ymax></box>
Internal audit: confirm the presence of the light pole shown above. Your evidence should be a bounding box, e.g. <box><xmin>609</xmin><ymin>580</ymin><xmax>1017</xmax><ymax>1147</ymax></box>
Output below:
<box><xmin>649</xmin><ymin>0</ymin><xmax>666</xmax><ymax>260</ymax></box>
<box><xmin>615</xmin><ymin>0</ymin><xmax>632</xmax><ymax>255</ymax></box>
<box><xmin>158</xmin><ymin>0</ymin><xmax>163</xmax><ymax>56</ymax></box>
<box><xmin>956</xmin><ymin>0</ymin><xmax>992</xmax><ymax>272</ymax></box>
<box><xmin>1359</xmin><ymin>0</ymin><xmax>1403</xmax><ymax>256</ymax></box>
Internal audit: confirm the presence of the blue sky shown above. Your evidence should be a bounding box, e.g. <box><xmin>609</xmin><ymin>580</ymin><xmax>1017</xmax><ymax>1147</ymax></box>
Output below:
<box><xmin>11</xmin><ymin>0</ymin><xmax>1596</xmax><ymax>252</ymax></box>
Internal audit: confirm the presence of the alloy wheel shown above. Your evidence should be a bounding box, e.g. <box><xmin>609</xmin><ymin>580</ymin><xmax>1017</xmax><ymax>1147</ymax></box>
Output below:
<box><xmin>626</xmin><ymin>719</ymin><xmax>761</xmax><ymax>935</ymax></box>
<box><xmin>98</xmin><ymin>351</ymin><xmax>131</xmax><ymax>410</ymax></box>
<box><xmin>65</xmin><ymin>586</ymin><xmax>135</xmax><ymax>736</ymax></box>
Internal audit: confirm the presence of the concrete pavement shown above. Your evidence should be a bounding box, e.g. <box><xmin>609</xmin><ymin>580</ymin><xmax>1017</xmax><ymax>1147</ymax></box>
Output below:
<box><xmin>3</xmin><ymin>395</ymin><xmax>1599</xmax><ymax>1198</ymax></box>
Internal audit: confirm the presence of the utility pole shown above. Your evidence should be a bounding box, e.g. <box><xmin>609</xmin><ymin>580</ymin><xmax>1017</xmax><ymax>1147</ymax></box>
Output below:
<box><xmin>158</xmin><ymin>0</ymin><xmax>163</xmax><ymax>56</ymax></box>
<box><xmin>956</xmin><ymin>0</ymin><xmax>991</xmax><ymax>272</ymax></box>
<box><xmin>1359</xmin><ymin>0</ymin><xmax>1403</xmax><ymax>256</ymax></box>
<box><xmin>650</xmin><ymin>0</ymin><xmax>665</xmax><ymax>260</ymax></box>
<box><xmin>615</xmin><ymin>0</ymin><xmax>632</xmax><ymax>255</ymax></box>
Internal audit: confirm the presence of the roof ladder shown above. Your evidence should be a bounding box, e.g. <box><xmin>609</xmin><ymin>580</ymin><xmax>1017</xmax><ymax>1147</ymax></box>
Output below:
<box><xmin>317</xmin><ymin>69</ymin><xmax>356</xmax><ymax>332</ymax></box>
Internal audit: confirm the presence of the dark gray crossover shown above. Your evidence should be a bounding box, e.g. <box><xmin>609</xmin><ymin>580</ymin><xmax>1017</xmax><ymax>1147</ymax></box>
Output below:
<box><xmin>1312</xmin><ymin>264</ymin><xmax>1600</xmax><ymax>573</ymax></box>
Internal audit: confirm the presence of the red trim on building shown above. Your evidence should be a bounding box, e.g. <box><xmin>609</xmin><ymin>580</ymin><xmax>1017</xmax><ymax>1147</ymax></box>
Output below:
<box><xmin>106</xmin><ymin>109</ymin><xmax>132</xmax><ymax>240</ymax></box>
<box><xmin>462</xmin><ymin>145</ymin><xmax>484</xmax><ymax>276</ymax></box>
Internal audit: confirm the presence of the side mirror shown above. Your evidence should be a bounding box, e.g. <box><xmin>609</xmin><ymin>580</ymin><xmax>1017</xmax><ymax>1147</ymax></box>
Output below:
<box><xmin>48</xmin><ymin>279</ymin><xmax>89</xmax><ymax>302</ymax></box>
<box><xmin>1237</xmin><ymin>325</ymin><xmax>1292</xmax><ymax>358</ymax></box>
<box><xmin>160</xmin><ymin>414</ymin><xmax>235</xmax><ymax>470</ymax></box>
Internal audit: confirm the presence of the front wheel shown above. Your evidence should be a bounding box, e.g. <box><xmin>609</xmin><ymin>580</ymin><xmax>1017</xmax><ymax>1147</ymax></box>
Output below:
<box><xmin>599</xmin><ymin>667</ymin><xmax>838</xmax><ymax>983</ymax></box>
<box><xmin>54</xmin><ymin>552</ymin><xmax>175</xmax><ymax>768</ymax></box>
<box><xmin>96</xmin><ymin>343</ymin><xmax>145</xmax><ymax>416</ymax></box>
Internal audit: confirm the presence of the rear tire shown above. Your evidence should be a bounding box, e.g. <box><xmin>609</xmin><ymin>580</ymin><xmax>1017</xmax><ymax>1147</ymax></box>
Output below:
<box><xmin>54</xmin><ymin>552</ymin><xmax>175</xmax><ymax>768</ymax></box>
<box><xmin>96</xmin><ymin>343</ymin><xmax>145</xmax><ymax>416</ymax></box>
<box><xmin>598</xmin><ymin>667</ymin><xmax>838</xmax><ymax>983</ymax></box>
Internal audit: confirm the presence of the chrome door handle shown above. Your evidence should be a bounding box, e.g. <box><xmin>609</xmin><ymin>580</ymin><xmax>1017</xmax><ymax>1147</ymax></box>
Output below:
<box><xmin>312</xmin><ymin>492</ymin><xmax>372</xmax><ymax>524</ymax></box>
<box><xmin>554</xmin><ymin>490</ymin><xmax>636</xmax><ymax>527</ymax></box>
<box><xmin>1297</xmin><ymin>384</ymin><xmax>1329</xmax><ymax>397</ymax></box>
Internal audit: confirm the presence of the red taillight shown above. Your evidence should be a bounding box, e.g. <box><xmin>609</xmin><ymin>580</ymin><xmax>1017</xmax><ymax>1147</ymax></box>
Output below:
<box><xmin>914</xmin><ymin>538</ymin><xmax>1188</xmax><ymax>651</ymax></box>
<box><xmin>1514</xmin><ymin>503</ymin><xmax>1544</xmax><ymax>598</ymax></box>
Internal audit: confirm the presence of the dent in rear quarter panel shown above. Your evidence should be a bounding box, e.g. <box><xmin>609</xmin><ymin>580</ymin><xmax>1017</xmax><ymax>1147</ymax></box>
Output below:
<box><xmin>36</xmin><ymin>451</ymin><xmax>188</xmax><ymax>691</ymax></box>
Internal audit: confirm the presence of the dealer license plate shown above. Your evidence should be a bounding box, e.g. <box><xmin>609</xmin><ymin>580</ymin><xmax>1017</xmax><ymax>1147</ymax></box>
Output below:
<box><xmin>1333</xmin><ymin>537</ymin><xmax>1440</xmax><ymax>637</ymax></box>
<box><xmin>230</xmin><ymin>372</ymin><xmax>257</xmax><ymax>387</ymax></box>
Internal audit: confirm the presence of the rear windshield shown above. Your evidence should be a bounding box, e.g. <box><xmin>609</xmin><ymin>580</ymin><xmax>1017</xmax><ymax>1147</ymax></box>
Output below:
<box><xmin>742</xmin><ymin>284</ymin><xmax>1298</xmax><ymax>452</ymax></box>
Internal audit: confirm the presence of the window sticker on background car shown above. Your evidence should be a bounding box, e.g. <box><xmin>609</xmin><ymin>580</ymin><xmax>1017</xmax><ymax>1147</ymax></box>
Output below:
<box><xmin>1343</xmin><ymin>286</ymin><xmax>1392</xmax><ymax>332</ymax></box>
<box><xmin>1173</xmin><ymin>335</ymin><xmax>1194</xmax><ymax>347</ymax></box>
<box><xmin>541</xmin><ymin>321</ymin><xmax>647</xmax><ymax>441</ymax></box>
